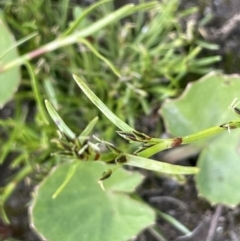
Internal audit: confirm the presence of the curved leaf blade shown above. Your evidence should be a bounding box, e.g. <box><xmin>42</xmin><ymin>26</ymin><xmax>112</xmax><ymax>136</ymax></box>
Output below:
<box><xmin>45</xmin><ymin>99</ymin><xmax>76</xmax><ymax>140</ymax></box>
<box><xmin>73</xmin><ymin>75</ymin><xmax>134</xmax><ymax>132</ymax></box>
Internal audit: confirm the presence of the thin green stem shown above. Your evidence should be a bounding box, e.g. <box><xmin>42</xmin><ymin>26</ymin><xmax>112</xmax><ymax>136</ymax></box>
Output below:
<box><xmin>62</xmin><ymin>0</ymin><xmax>112</xmax><ymax>37</ymax></box>
<box><xmin>156</xmin><ymin>209</ymin><xmax>190</xmax><ymax>234</ymax></box>
<box><xmin>137</xmin><ymin>121</ymin><xmax>240</xmax><ymax>157</ymax></box>
<box><xmin>0</xmin><ymin>164</ymin><xmax>33</xmax><ymax>204</ymax></box>
<box><xmin>25</xmin><ymin>62</ymin><xmax>49</xmax><ymax>125</ymax></box>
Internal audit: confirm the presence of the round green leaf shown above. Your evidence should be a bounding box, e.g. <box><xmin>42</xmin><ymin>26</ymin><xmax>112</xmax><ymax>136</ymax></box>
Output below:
<box><xmin>29</xmin><ymin>162</ymin><xmax>155</xmax><ymax>241</ymax></box>
<box><xmin>0</xmin><ymin>13</ymin><xmax>20</xmax><ymax>107</ymax></box>
<box><xmin>161</xmin><ymin>72</ymin><xmax>240</xmax><ymax>205</ymax></box>
<box><xmin>161</xmin><ymin>72</ymin><xmax>240</xmax><ymax>136</ymax></box>
<box><xmin>196</xmin><ymin>131</ymin><xmax>240</xmax><ymax>206</ymax></box>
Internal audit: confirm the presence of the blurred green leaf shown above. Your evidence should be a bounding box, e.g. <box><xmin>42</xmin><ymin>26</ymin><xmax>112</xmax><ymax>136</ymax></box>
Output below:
<box><xmin>0</xmin><ymin>13</ymin><xmax>20</xmax><ymax>107</ymax></box>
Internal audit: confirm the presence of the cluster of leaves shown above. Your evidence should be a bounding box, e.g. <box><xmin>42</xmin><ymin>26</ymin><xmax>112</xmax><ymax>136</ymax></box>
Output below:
<box><xmin>29</xmin><ymin>72</ymin><xmax>240</xmax><ymax>241</ymax></box>
<box><xmin>0</xmin><ymin>0</ymin><xmax>217</xmax><ymax>203</ymax></box>
<box><xmin>1</xmin><ymin>0</ymin><xmax>239</xmax><ymax>240</ymax></box>
<box><xmin>0</xmin><ymin>0</ymin><xmax>220</xmax><ymax>131</ymax></box>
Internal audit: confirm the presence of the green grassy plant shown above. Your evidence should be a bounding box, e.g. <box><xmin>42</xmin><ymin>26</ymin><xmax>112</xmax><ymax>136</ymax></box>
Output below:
<box><xmin>0</xmin><ymin>0</ymin><xmax>226</xmax><ymax>240</ymax></box>
<box><xmin>28</xmin><ymin>74</ymin><xmax>240</xmax><ymax>241</ymax></box>
<box><xmin>0</xmin><ymin>0</ymin><xmax>159</xmax><ymax>224</ymax></box>
<box><xmin>1</xmin><ymin>0</ymin><xmax>220</xmax><ymax>136</ymax></box>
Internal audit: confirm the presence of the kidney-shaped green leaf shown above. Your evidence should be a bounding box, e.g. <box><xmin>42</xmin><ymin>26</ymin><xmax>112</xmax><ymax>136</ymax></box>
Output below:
<box><xmin>0</xmin><ymin>13</ymin><xmax>20</xmax><ymax>107</ymax></box>
<box><xmin>196</xmin><ymin>131</ymin><xmax>240</xmax><ymax>206</ymax></box>
<box><xmin>161</xmin><ymin>72</ymin><xmax>240</xmax><ymax>136</ymax></box>
<box><xmin>29</xmin><ymin>161</ymin><xmax>155</xmax><ymax>241</ymax></box>
<box><xmin>161</xmin><ymin>72</ymin><xmax>240</xmax><ymax>206</ymax></box>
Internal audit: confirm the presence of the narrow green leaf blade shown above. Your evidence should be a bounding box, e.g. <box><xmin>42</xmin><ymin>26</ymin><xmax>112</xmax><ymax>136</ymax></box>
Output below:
<box><xmin>45</xmin><ymin>99</ymin><xmax>76</xmax><ymax>140</ymax></box>
<box><xmin>78</xmin><ymin>38</ymin><xmax>120</xmax><ymax>77</ymax></box>
<box><xmin>62</xmin><ymin>0</ymin><xmax>112</xmax><ymax>36</ymax></box>
<box><xmin>125</xmin><ymin>154</ymin><xmax>198</xmax><ymax>175</ymax></box>
<box><xmin>79</xmin><ymin>116</ymin><xmax>98</xmax><ymax>137</ymax></box>
<box><xmin>73</xmin><ymin>75</ymin><xmax>134</xmax><ymax>132</ymax></box>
